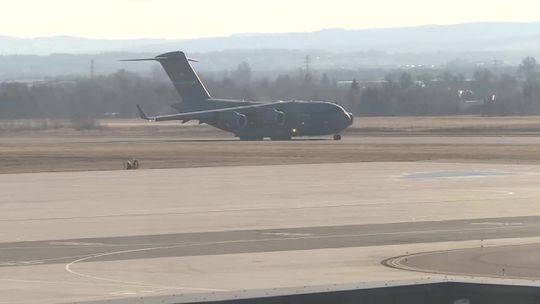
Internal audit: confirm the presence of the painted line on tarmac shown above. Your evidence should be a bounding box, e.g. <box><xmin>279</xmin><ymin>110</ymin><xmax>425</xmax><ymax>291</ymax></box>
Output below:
<box><xmin>63</xmin><ymin>224</ymin><xmax>534</xmax><ymax>292</ymax></box>
<box><xmin>0</xmin><ymin>254</ymin><xmax>93</xmax><ymax>267</ymax></box>
<box><xmin>383</xmin><ymin>245</ymin><xmax>540</xmax><ymax>281</ymax></box>
<box><xmin>2</xmin><ymin>222</ymin><xmax>535</xmax><ymax>268</ymax></box>
<box><xmin>7</xmin><ymin>195</ymin><xmax>540</xmax><ymax>223</ymax></box>
<box><xmin>48</xmin><ymin>241</ymin><xmax>107</xmax><ymax>246</ymax></box>
<box><xmin>65</xmin><ymin>242</ymin><xmax>227</xmax><ymax>292</ymax></box>
<box><xmin>0</xmin><ymin>277</ymin><xmax>171</xmax><ymax>289</ymax></box>
<box><xmin>470</xmin><ymin>222</ymin><xmax>523</xmax><ymax>226</ymax></box>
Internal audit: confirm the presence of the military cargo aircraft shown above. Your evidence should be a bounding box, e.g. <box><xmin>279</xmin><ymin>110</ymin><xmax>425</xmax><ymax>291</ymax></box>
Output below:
<box><xmin>128</xmin><ymin>51</ymin><xmax>353</xmax><ymax>140</ymax></box>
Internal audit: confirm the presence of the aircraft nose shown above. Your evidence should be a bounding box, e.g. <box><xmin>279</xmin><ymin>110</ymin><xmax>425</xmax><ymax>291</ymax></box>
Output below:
<box><xmin>347</xmin><ymin>112</ymin><xmax>354</xmax><ymax>125</ymax></box>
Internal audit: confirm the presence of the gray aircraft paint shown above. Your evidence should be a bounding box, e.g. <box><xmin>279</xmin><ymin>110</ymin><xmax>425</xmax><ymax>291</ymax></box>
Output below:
<box><xmin>127</xmin><ymin>51</ymin><xmax>353</xmax><ymax>140</ymax></box>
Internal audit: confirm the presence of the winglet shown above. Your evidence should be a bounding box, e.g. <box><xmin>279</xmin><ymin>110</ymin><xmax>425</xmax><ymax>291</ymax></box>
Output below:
<box><xmin>136</xmin><ymin>104</ymin><xmax>152</xmax><ymax>121</ymax></box>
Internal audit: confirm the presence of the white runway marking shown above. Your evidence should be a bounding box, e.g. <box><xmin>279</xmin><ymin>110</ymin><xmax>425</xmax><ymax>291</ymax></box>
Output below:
<box><xmin>65</xmin><ymin>242</ymin><xmax>227</xmax><ymax>293</ymax></box>
<box><xmin>48</xmin><ymin>241</ymin><xmax>107</xmax><ymax>246</ymax></box>
<box><xmin>0</xmin><ymin>277</ymin><xmax>166</xmax><ymax>288</ymax></box>
<box><xmin>471</xmin><ymin>222</ymin><xmax>523</xmax><ymax>226</ymax></box>
<box><xmin>261</xmin><ymin>232</ymin><xmax>313</xmax><ymax>237</ymax></box>
<box><xmin>12</xmin><ymin>194</ymin><xmax>540</xmax><ymax>223</ymax></box>
<box><xmin>0</xmin><ymin>254</ymin><xmax>91</xmax><ymax>267</ymax></box>
<box><xmin>495</xmin><ymin>191</ymin><xmax>515</xmax><ymax>195</ymax></box>
<box><xmin>63</xmin><ymin>223</ymin><xmax>535</xmax><ymax>294</ymax></box>
<box><xmin>385</xmin><ymin>247</ymin><xmax>540</xmax><ymax>281</ymax></box>
<box><xmin>109</xmin><ymin>291</ymin><xmax>138</xmax><ymax>296</ymax></box>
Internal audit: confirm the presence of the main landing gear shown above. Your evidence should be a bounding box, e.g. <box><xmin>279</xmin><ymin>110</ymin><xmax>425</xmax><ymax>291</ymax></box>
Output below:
<box><xmin>333</xmin><ymin>134</ymin><xmax>342</xmax><ymax>141</ymax></box>
<box><xmin>270</xmin><ymin>135</ymin><xmax>292</xmax><ymax>141</ymax></box>
<box><xmin>239</xmin><ymin>136</ymin><xmax>263</xmax><ymax>141</ymax></box>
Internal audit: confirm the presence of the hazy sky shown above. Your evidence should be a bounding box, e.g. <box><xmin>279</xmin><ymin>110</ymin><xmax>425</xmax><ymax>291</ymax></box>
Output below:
<box><xmin>2</xmin><ymin>0</ymin><xmax>539</xmax><ymax>39</ymax></box>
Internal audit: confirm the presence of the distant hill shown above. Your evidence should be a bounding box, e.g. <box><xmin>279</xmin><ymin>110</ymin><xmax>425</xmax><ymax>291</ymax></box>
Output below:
<box><xmin>2</xmin><ymin>22</ymin><xmax>540</xmax><ymax>80</ymax></box>
<box><xmin>1</xmin><ymin>22</ymin><xmax>540</xmax><ymax>55</ymax></box>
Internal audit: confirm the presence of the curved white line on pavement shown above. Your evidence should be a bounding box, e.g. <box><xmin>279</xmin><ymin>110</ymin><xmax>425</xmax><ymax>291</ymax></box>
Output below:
<box><xmin>385</xmin><ymin>246</ymin><xmax>540</xmax><ymax>281</ymax></box>
<box><xmin>65</xmin><ymin>242</ymin><xmax>226</xmax><ymax>292</ymax></box>
<box><xmin>64</xmin><ymin>224</ymin><xmax>534</xmax><ymax>293</ymax></box>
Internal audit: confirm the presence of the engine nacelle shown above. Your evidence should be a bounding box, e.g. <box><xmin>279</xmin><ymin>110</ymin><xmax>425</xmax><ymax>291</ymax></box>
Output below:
<box><xmin>219</xmin><ymin>112</ymin><xmax>248</xmax><ymax>129</ymax></box>
<box><xmin>257</xmin><ymin>108</ymin><xmax>285</xmax><ymax>126</ymax></box>
<box><xmin>236</xmin><ymin>113</ymin><xmax>247</xmax><ymax>129</ymax></box>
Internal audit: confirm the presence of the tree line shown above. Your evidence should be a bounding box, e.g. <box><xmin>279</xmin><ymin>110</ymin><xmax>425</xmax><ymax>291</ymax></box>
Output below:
<box><xmin>0</xmin><ymin>57</ymin><xmax>539</xmax><ymax>119</ymax></box>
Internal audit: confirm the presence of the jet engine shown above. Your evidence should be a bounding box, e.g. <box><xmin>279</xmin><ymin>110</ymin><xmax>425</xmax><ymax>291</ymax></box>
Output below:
<box><xmin>257</xmin><ymin>108</ymin><xmax>285</xmax><ymax>125</ymax></box>
<box><xmin>236</xmin><ymin>113</ymin><xmax>248</xmax><ymax>129</ymax></box>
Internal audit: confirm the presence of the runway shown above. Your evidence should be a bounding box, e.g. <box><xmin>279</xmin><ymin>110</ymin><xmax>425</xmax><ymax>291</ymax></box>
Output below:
<box><xmin>4</xmin><ymin>135</ymin><xmax>540</xmax><ymax>145</ymax></box>
<box><xmin>3</xmin><ymin>216</ymin><xmax>540</xmax><ymax>268</ymax></box>
<box><xmin>3</xmin><ymin>161</ymin><xmax>540</xmax><ymax>303</ymax></box>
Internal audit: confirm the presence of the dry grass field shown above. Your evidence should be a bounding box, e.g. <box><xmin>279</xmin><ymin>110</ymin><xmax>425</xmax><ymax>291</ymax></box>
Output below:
<box><xmin>2</xmin><ymin>116</ymin><xmax>540</xmax><ymax>174</ymax></box>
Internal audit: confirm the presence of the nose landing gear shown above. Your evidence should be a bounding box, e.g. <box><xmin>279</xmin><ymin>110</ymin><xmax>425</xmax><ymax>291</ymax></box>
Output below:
<box><xmin>333</xmin><ymin>134</ymin><xmax>342</xmax><ymax>141</ymax></box>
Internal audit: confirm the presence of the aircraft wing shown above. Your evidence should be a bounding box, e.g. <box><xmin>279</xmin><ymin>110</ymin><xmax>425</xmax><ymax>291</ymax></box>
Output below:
<box><xmin>136</xmin><ymin>102</ymin><xmax>281</xmax><ymax>122</ymax></box>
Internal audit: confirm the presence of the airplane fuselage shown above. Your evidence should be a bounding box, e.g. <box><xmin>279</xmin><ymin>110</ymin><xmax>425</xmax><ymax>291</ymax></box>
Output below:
<box><xmin>128</xmin><ymin>51</ymin><xmax>354</xmax><ymax>140</ymax></box>
<box><xmin>175</xmin><ymin>99</ymin><xmax>353</xmax><ymax>140</ymax></box>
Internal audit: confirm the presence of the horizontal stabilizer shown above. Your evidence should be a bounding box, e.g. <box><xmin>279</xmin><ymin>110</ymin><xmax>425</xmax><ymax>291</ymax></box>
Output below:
<box><xmin>121</xmin><ymin>57</ymin><xmax>199</xmax><ymax>62</ymax></box>
<box><xmin>136</xmin><ymin>104</ymin><xmax>152</xmax><ymax>121</ymax></box>
<box><xmin>120</xmin><ymin>58</ymin><xmax>157</xmax><ymax>62</ymax></box>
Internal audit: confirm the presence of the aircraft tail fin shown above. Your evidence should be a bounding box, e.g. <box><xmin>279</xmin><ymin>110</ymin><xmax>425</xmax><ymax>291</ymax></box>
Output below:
<box><xmin>122</xmin><ymin>51</ymin><xmax>211</xmax><ymax>104</ymax></box>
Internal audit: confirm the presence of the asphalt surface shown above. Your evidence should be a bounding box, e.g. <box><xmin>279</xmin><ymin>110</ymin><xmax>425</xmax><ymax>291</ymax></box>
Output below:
<box><xmin>3</xmin><ymin>215</ymin><xmax>540</xmax><ymax>268</ymax></box>
<box><xmin>3</xmin><ymin>161</ymin><xmax>540</xmax><ymax>303</ymax></box>
<box><xmin>390</xmin><ymin>243</ymin><xmax>540</xmax><ymax>279</ymax></box>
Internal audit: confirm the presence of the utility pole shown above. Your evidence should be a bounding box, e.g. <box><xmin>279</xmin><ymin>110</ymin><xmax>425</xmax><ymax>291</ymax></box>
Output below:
<box><xmin>90</xmin><ymin>59</ymin><xmax>95</xmax><ymax>78</ymax></box>
<box><xmin>304</xmin><ymin>55</ymin><xmax>312</xmax><ymax>83</ymax></box>
<box><xmin>492</xmin><ymin>59</ymin><xmax>500</xmax><ymax>75</ymax></box>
